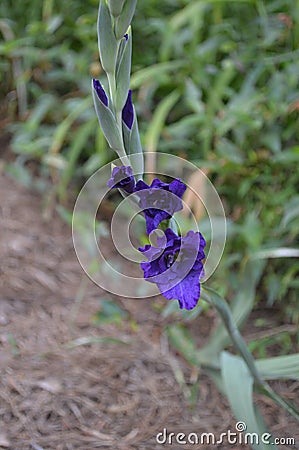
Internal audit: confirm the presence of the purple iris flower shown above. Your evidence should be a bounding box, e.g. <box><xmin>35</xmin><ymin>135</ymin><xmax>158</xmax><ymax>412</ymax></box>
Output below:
<box><xmin>107</xmin><ymin>165</ymin><xmax>135</xmax><ymax>194</ymax></box>
<box><xmin>135</xmin><ymin>178</ymin><xmax>186</xmax><ymax>234</ymax></box>
<box><xmin>139</xmin><ymin>228</ymin><xmax>206</xmax><ymax>310</ymax></box>
<box><xmin>122</xmin><ymin>90</ymin><xmax>134</xmax><ymax>129</ymax></box>
<box><xmin>93</xmin><ymin>79</ymin><xmax>108</xmax><ymax>107</ymax></box>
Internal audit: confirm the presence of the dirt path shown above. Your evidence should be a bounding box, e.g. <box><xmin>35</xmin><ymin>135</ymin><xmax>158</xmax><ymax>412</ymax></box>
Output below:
<box><xmin>0</xmin><ymin>172</ymin><xmax>298</xmax><ymax>450</ymax></box>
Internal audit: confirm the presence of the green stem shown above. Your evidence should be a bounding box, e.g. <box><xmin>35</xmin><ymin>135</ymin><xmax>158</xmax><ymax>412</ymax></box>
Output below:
<box><xmin>261</xmin><ymin>383</ymin><xmax>299</xmax><ymax>421</ymax></box>
<box><xmin>106</xmin><ymin>37</ymin><xmax>129</xmax><ymax>162</ymax></box>
<box><xmin>106</xmin><ymin>72</ymin><xmax>127</xmax><ymax>161</ymax></box>
<box><xmin>201</xmin><ymin>287</ymin><xmax>263</xmax><ymax>385</ymax></box>
<box><xmin>201</xmin><ymin>286</ymin><xmax>299</xmax><ymax>421</ymax></box>
<box><xmin>107</xmin><ymin>71</ymin><xmax>117</xmax><ymax>112</ymax></box>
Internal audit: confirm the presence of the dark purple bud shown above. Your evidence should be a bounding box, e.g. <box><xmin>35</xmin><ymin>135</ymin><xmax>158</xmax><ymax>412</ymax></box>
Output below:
<box><xmin>93</xmin><ymin>78</ymin><xmax>108</xmax><ymax>107</ymax></box>
<box><xmin>124</xmin><ymin>33</ymin><xmax>129</xmax><ymax>41</ymax></box>
<box><xmin>122</xmin><ymin>90</ymin><xmax>134</xmax><ymax>129</ymax></box>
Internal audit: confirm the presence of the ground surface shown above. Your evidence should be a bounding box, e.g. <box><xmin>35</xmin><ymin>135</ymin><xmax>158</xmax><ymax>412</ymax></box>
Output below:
<box><xmin>0</xmin><ymin>171</ymin><xmax>298</xmax><ymax>450</ymax></box>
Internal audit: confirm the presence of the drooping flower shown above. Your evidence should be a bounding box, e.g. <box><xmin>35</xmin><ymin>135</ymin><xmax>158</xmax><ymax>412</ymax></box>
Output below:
<box><xmin>107</xmin><ymin>165</ymin><xmax>135</xmax><ymax>194</ymax></box>
<box><xmin>122</xmin><ymin>90</ymin><xmax>134</xmax><ymax>129</ymax></box>
<box><xmin>134</xmin><ymin>178</ymin><xmax>186</xmax><ymax>234</ymax></box>
<box><xmin>139</xmin><ymin>228</ymin><xmax>206</xmax><ymax>310</ymax></box>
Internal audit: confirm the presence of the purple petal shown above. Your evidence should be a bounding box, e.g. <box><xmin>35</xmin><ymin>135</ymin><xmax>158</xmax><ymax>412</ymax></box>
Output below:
<box><xmin>140</xmin><ymin>258</ymin><xmax>163</xmax><ymax>278</ymax></box>
<box><xmin>169</xmin><ymin>179</ymin><xmax>186</xmax><ymax>198</ymax></box>
<box><xmin>134</xmin><ymin>177</ymin><xmax>186</xmax><ymax>235</ymax></box>
<box><xmin>93</xmin><ymin>79</ymin><xmax>108</xmax><ymax>107</ymax></box>
<box><xmin>183</xmin><ymin>230</ymin><xmax>206</xmax><ymax>258</ymax></box>
<box><xmin>164</xmin><ymin>228</ymin><xmax>180</xmax><ymax>244</ymax></box>
<box><xmin>150</xmin><ymin>179</ymin><xmax>169</xmax><ymax>189</ymax></box>
<box><xmin>107</xmin><ymin>165</ymin><xmax>135</xmax><ymax>193</ymax></box>
<box><xmin>135</xmin><ymin>179</ymin><xmax>149</xmax><ymax>191</ymax></box>
<box><xmin>143</xmin><ymin>210</ymin><xmax>170</xmax><ymax>234</ymax></box>
<box><xmin>159</xmin><ymin>269</ymin><xmax>201</xmax><ymax>310</ymax></box>
<box><xmin>122</xmin><ymin>90</ymin><xmax>134</xmax><ymax>129</ymax></box>
<box><xmin>139</xmin><ymin>243</ymin><xmax>163</xmax><ymax>261</ymax></box>
<box><xmin>139</xmin><ymin>227</ymin><xmax>206</xmax><ymax>310</ymax></box>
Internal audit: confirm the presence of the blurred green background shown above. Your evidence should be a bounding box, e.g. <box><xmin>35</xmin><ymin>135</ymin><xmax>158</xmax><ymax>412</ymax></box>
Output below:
<box><xmin>0</xmin><ymin>0</ymin><xmax>298</xmax><ymax>351</ymax></box>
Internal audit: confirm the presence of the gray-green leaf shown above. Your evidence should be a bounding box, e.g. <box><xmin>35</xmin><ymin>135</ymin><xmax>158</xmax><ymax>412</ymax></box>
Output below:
<box><xmin>221</xmin><ymin>352</ymin><xmax>278</xmax><ymax>450</ymax></box>
<box><xmin>116</xmin><ymin>31</ymin><xmax>132</xmax><ymax>112</ymax></box>
<box><xmin>114</xmin><ymin>0</ymin><xmax>137</xmax><ymax>39</ymax></box>
<box><xmin>98</xmin><ymin>0</ymin><xmax>118</xmax><ymax>73</ymax></box>
<box><xmin>92</xmin><ymin>84</ymin><xmax>123</xmax><ymax>153</ymax></box>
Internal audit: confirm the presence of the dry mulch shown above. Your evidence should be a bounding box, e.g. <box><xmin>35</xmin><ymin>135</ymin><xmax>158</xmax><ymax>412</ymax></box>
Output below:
<box><xmin>0</xmin><ymin>172</ymin><xmax>298</xmax><ymax>450</ymax></box>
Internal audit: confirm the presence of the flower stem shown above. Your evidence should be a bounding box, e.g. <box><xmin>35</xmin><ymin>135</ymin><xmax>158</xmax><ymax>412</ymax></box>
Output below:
<box><xmin>201</xmin><ymin>287</ymin><xmax>263</xmax><ymax>385</ymax></box>
<box><xmin>201</xmin><ymin>286</ymin><xmax>299</xmax><ymax>421</ymax></box>
<box><xmin>107</xmin><ymin>69</ymin><xmax>128</xmax><ymax>162</ymax></box>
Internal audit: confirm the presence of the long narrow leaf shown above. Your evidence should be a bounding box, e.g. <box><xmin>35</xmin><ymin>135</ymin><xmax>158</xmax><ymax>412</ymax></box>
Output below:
<box><xmin>144</xmin><ymin>90</ymin><xmax>180</xmax><ymax>178</ymax></box>
<box><xmin>221</xmin><ymin>352</ymin><xmax>278</xmax><ymax>450</ymax></box>
<box><xmin>256</xmin><ymin>354</ymin><xmax>299</xmax><ymax>380</ymax></box>
<box><xmin>252</xmin><ymin>248</ymin><xmax>299</xmax><ymax>259</ymax></box>
<box><xmin>130</xmin><ymin>61</ymin><xmax>185</xmax><ymax>89</ymax></box>
<box><xmin>49</xmin><ymin>97</ymin><xmax>92</xmax><ymax>154</ymax></box>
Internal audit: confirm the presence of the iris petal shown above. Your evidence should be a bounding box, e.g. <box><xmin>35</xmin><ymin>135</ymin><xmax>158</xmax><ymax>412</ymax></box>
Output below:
<box><xmin>135</xmin><ymin>178</ymin><xmax>186</xmax><ymax>234</ymax></box>
<box><xmin>139</xmin><ymin>228</ymin><xmax>206</xmax><ymax>310</ymax></box>
<box><xmin>107</xmin><ymin>165</ymin><xmax>135</xmax><ymax>193</ymax></box>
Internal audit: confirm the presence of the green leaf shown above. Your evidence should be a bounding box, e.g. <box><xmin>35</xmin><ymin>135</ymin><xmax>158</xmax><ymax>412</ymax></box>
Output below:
<box><xmin>166</xmin><ymin>324</ymin><xmax>201</xmax><ymax>367</ymax></box>
<box><xmin>123</xmin><ymin>111</ymin><xmax>144</xmax><ymax>178</ymax></box>
<box><xmin>58</xmin><ymin>119</ymin><xmax>95</xmax><ymax>199</ymax></box>
<box><xmin>116</xmin><ymin>31</ymin><xmax>132</xmax><ymax>111</ymax></box>
<box><xmin>56</xmin><ymin>205</ymin><xmax>73</xmax><ymax>225</ymax></box>
<box><xmin>26</xmin><ymin>94</ymin><xmax>55</xmax><ymax>132</ymax></box>
<box><xmin>130</xmin><ymin>61</ymin><xmax>185</xmax><ymax>89</ymax></box>
<box><xmin>252</xmin><ymin>248</ymin><xmax>299</xmax><ymax>259</ymax></box>
<box><xmin>256</xmin><ymin>354</ymin><xmax>299</xmax><ymax>380</ymax></box>
<box><xmin>98</xmin><ymin>0</ymin><xmax>118</xmax><ymax>73</ymax></box>
<box><xmin>108</xmin><ymin>0</ymin><xmax>125</xmax><ymax>17</ymax></box>
<box><xmin>93</xmin><ymin>299</ymin><xmax>128</xmax><ymax>325</ymax></box>
<box><xmin>92</xmin><ymin>84</ymin><xmax>123</xmax><ymax>153</ymax></box>
<box><xmin>198</xmin><ymin>260</ymin><xmax>264</xmax><ymax>362</ymax></box>
<box><xmin>5</xmin><ymin>163</ymin><xmax>32</xmax><ymax>188</ymax></box>
<box><xmin>221</xmin><ymin>352</ymin><xmax>277</xmax><ymax>450</ymax></box>
<box><xmin>114</xmin><ymin>0</ymin><xmax>137</xmax><ymax>40</ymax></box>
<box><xmin>49</xmin><ymin>97</ymin><xmax>92</xmax><ymax>154</ymax></box>
<box><xmin>46</xmin><ymin>15</ymin><xmax>63</xmax><ymax>34</ymax></box>
<box><xmin>145</xmin><ymin>90</ymin><xmax>180</xmax><ymax>152</ymax></box>
<box><xmin>281</xmin><ymin>196</ymin><xmax>299</xmax><ymax>228</ymax></box>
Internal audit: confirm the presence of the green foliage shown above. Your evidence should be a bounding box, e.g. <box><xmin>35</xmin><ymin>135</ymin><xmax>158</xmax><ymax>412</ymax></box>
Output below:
<box><xmin>132</xmin><ymin>0</ymin><xmax>299</xmax><ymax>322</ymax></box>
<box><xmin>0</xmin><ymin>0</ymin><xmax>108</xmax><ymax>198</ymax></box>
<box><xmin>221</xmin><ymin>352</ymin><xmax>274</xmax><ymax>450</ymax></box>
<box><xmin>167</xmin><ymin>287</ymin><xmax>299</xmax><ymax>429</ymax></box>
<box><xmin>2</xmin><ymin>0</ymin><xmax>298</xmax><ymax>441</ymax></box>
<box><xmin>93</xmin><ymin>299</ymin><xmax>128</xmax><ymax>325</ymax></box>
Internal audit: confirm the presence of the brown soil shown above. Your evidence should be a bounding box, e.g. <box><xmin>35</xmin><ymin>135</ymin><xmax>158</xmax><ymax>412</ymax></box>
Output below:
<box><xmin>0</xmin><ymin>172</ymin><xmax>298</xmax><ymax>450</ymax></box>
